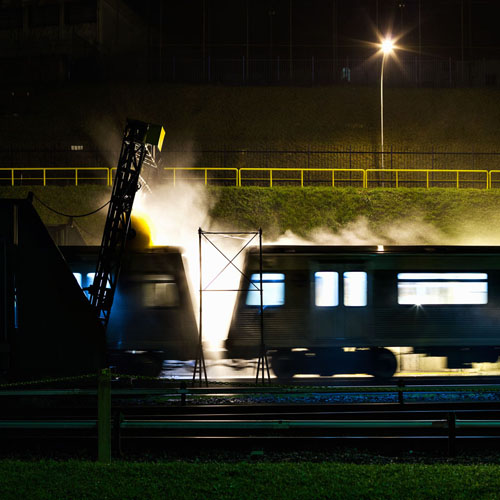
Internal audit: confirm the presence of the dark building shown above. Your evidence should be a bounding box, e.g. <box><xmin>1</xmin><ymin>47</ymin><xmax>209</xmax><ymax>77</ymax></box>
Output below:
<box><xmin>1</xmin><ymin>0</ymin><xmax>500</xmax><ymax>85</ymax></box>
<box><xmin>0</xmin><ymin>0</ymin><xmax>149</xmax><ymax>83</ymax></box>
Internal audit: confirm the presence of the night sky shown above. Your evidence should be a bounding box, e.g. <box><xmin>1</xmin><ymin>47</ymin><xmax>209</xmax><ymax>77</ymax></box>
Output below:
<box><xmin>125</xmin><ymin>0</ymin><xmax>500</xmax><ymax>59</ymax></box>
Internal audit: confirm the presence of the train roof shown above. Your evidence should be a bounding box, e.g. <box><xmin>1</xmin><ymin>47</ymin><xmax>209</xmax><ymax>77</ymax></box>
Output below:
<box><xmin>60</xmin><ymin>245</ymin><xmax>185</xmax><ymax>254</ymax></box>
<box><xmin>249</xmin><ymin>245</ymin><xmax>500</xmax><ymax>255</ymax></box>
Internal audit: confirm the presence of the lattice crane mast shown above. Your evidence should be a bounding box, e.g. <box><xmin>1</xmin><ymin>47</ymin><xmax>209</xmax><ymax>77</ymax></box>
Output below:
<box><xmin>88</xmin><ymin>119</ymin><xmax>165</xmax><ymax>328</ymax></box>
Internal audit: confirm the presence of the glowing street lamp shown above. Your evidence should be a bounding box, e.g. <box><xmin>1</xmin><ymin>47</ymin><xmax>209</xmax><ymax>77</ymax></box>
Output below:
<box><xmin>380</xmin><ymin>37</ymin><xmax>395</xmax><ymax>169</ymax></box>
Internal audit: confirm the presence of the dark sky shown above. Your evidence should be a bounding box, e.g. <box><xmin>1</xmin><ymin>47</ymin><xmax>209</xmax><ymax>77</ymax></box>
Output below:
<box><xmin>125</xmin><ymin>0</ymin><xmax>500</xmax><ymax>59</ymax></box>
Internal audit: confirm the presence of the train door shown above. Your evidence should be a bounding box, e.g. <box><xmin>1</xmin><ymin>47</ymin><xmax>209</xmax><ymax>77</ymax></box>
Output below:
<box><xmin>310</xmin><ymin>264</ymin><xmax>370</xmax><ymax>346</ymax></box>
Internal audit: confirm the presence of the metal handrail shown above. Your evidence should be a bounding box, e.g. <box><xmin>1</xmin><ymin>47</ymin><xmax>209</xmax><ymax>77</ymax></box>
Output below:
<box><xmin>0</xmin><ymin>166</ymin><xmax>497</xmax><ymax>189</ymax></box>
<box><xmin>162</xmin><ymin>167</ymin><xmax>239</xmax><ymax>186</ymax></box>
<box><xmin>365</xmin><ymin>169</ymin><xmax>489</xmax><ymax>189</ymax></box>
<box><xmin>0</xmin><ymin>167</ymin><xmax>110</xmax><ymax>187</ymax></box>
<box><xmin>238</xmin><ymin>168</ymin><xmax>366</xmax><ymax>188</ymax></box>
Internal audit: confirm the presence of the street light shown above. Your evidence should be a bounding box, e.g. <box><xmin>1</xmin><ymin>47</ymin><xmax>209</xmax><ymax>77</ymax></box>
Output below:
<box><xmin>380</xmin><ymin>37</ymin><xmax>394</xmax><ymax>169</ymax></box>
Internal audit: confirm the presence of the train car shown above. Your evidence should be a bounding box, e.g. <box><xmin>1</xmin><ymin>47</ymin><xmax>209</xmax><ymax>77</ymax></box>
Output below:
<box><xmin>61</xmin><ymin>245</ymin><xmax>199</xmax><ymax>375</ymax></box>
<box><xmin>226</xmin><ymin>245</ymin><xmax>500</xmax><ymax>378</ymax></box>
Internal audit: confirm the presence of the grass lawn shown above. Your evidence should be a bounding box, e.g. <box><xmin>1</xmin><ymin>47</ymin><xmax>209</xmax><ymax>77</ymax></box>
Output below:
<box><xmin>1</xmin><ymin>460</ymin><xmax>500</xmax><ymax>499</ymax></box>
<box><xmin>3</xmin><ymin>185</ymin><xmax>500</xmax><ymax>246</ymax></box>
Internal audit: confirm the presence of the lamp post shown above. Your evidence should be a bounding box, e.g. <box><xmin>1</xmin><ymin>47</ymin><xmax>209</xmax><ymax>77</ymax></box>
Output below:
<box><xmin>380</xmin><ymin>38</ymin><xmax>394</xmax><ymax>169</ymax></box>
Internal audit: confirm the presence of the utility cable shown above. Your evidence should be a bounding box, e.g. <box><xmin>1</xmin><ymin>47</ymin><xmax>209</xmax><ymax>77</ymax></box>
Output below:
<box><xmin>32</xmin><ymin>192</ymin><xmax>111</xmax><ymax>218</ymax></box>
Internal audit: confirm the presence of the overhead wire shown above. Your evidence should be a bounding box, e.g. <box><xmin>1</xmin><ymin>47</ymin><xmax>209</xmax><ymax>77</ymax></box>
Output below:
<box><xmin>32</xmin><ymin>192</ymin><xmax>111</xmax><ymax>218</ymax></box>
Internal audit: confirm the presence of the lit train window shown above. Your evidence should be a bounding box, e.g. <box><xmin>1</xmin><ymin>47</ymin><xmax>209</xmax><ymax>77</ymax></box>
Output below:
<box><xmin>314</xmin><ymin>272</ymin><xmax>339</xmax><ymax>307</ymax></box>
<box><xmin>343</xmin><ymin>272</ymin><xmax>367</xmax><ymax>307</ymax></box>
<box><xmin>73</xmin><ymin>273</ymin><xmax>82</xmax><ymax>287</ymax></box>
<box><xmin>143</xmin><ymin>282</ymin><xmax>179</xmax><ymax>308</ymax></box>
<box><xmin>397</xmin><ymin>273</ymin><xmax>488</xmax><ymax>305</ymax></box>
<box><xmin>246</xmin><ymin>273</ymin><xmax>285</xmax><ymax>307</ymax></box>
<box><xmin>86</xmin><ymin>273</ymin><xmax>95</xmax><ymax>288</ymax></box>
<box><xmin>86</xmin><ymin>273</ymin><xmax>111</xmax><ymax>289</ymax></box>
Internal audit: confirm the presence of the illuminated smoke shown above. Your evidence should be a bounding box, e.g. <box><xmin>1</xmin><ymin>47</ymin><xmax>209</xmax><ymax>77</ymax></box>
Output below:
<box><xmin>270</xmin><ymin>216</ymin><xmax>500</xmax><ymax>247</ymax></box>
<box><xmin>132</xmin><ymin>183</ymin><xmax>245</xmax><ymax>352</ymax></box>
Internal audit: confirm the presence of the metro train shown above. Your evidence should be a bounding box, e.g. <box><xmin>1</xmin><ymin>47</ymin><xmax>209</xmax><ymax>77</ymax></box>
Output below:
<box><xmin>63</xmin><ymin>244</ymin><xmax>500</xmax><ymax>379</ymax></box>
<box><xmin>227</xmin><ymin>245</ymin><xmax>500</xmax><ymax>378</ymax></box>
<box><xmin>61</xmin><ymin>245</ymin><xmax>198</xmax><ymax>376</ymax></box>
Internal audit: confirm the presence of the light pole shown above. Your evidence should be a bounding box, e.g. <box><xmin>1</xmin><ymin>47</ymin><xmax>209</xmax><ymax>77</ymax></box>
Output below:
<box><xmin>380</xmin><ymin>38</ymin><xmax>394</xmax><ymax>169</ymax></box>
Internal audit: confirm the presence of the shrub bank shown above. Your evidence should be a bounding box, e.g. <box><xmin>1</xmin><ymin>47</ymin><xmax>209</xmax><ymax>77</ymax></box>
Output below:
<box><xmin>2</xmin><ymin>186</ymin><xmax>500</xmax><ymax>245</ymax></box>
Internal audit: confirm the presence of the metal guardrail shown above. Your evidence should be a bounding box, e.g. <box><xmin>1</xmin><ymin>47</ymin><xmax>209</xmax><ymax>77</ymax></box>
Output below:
<box><xmin>366</xmin><ymin>169</ymin><xmax>489</xmax><ymax>189</ymax></box>
<box><xmin>0</xmin><ymin>167</ymin><xmax>110</xmax><ymax>186</ymax></box>
<box><xmin>2</xmin><ymin>166</ymin><xmax>500</xmax><ymax>189</ymax></box>
<box><xmin>2</xmin><ymin>372</ymin><xmax>500</xmax><ymax>462</ymax></box>
<box><xmin>238</xmin><ymin>168</ymin><xmax>365</xmax><ymax>188</ymax></box>
<box><xmin>163</xmin><ymin>167</ymin><xmax>239</xmax><ymax>186</ymax></box>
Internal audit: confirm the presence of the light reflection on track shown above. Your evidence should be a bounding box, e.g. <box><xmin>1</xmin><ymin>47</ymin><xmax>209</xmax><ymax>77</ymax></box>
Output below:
<box><xmin>160</xmin><ymin>357</ymin><xmax>500</xmax><ymax>382</ymax></box>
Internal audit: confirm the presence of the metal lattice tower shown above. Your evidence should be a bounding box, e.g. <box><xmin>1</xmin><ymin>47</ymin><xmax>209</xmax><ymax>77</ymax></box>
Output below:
<box><xmin>89</xmin><ymin>119</ymin><xmax>164</xmax><ymax>328</ymax></box>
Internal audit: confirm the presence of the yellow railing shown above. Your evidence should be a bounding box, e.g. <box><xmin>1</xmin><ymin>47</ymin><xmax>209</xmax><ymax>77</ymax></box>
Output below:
<box><xmin>488</xmin><ymin>170</ymin><xmax>500</xmax><ymax>189</ymax></box>
<box><xmin>365</xmin><ymin>169</ymin><xmax>489</xmax><ymax>189</ymax></box>
<box><xmin>0</xmin><ymin>167</ymin><xmax>496</xmax><ymax>189</ymax></box>
<box><xmin>238</xmin><ymin>168</ymin><xmax>365</xmax><ymax>187</ymax></box>
<box><xmin>162</xmin><ymin>167</ymin><xmax>239</xmax><ymax>186</ymax></box>
<box><xmin>0</xmin><ymin>167</ymin><xmax>110</xmax><ymax>186</ymax></box>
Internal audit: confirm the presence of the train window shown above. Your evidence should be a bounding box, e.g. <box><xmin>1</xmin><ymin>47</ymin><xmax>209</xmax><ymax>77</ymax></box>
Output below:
<box><xmin>343</xmin><ymin>272</ymin><xmax>367</xmax><ymax>307</ymax></box>
<box><xmin>397</xmin><ymin>273</ymin><xmax>488</xmax><ymax>305</ymax></box>
<box><xmin>143</xmin><ymin>282</ymin><xmax>179</xmax><ymax>308</ymax></box>
<box><xmin>86</xmin><ymin>273</ymin><xmax>95</xmax><ymax>288</ymax></box>
<box><xmin>314</xmin><ymin>272</ymin><xmax>339</xmax><ymax>307</ymax></box>
<box><xmin>73</xmin><ymin>273</ymin><xmax>82</xmax><ymax>287</ymax></box>
<box><xmin>246</xmin><ymin>273</ymin><xmax>285</xmax><ymax>307</ymax></box>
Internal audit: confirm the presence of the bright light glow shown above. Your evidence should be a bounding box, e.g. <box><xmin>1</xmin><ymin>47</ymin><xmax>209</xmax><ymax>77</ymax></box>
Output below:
<box><xmin>377</xmin><ymin>245</ymin><xmax>384</xmax><ymax>252</ymax></box>
<box><xmin>131</xmin><ymin>184</ymin><xmax>243</xmax><ymax>351</ymax></box>
<box><xmin>381</xmin><ymin>38</ymin><xmax>394</xmax><ymax>54</ymax></box>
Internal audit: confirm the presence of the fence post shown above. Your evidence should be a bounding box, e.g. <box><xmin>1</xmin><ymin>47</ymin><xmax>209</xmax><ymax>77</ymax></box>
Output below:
<box><xmin>75</xmin><ymin>169</ymin><xmax>78</xmax><ymax>186</ymax></box>
<box><xmin>447</xmin><ymin>412</ymin><xmax>456</xmax><ymax>456</ymax></box>
<box><xmin>397</xmin><ymin>379</ymin><xmax>405</xmax><ymax>405</ymax></box>
<box><xmin>98</xmin><ymin>368</ymin><xmax>112</xmax><ymax>463</ymax></box>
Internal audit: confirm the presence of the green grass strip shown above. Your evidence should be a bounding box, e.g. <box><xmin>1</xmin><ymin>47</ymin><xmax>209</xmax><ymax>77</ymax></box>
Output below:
<box><xmin>1</xmin><ymin>460</ymin><xmax>500</xmax><ymax>499</ymax></box>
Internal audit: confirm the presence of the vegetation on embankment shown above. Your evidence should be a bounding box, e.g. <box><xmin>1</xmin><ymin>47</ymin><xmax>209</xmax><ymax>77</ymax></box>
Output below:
<box><xmin>3</xmin><ymin>84</ymin><xmax>500</xmax><ymax>152</ymax></box>
<box><xmin>3</xmin><ymin>185</ymin><xmax>500</xmax><ymax>246</ymax></box>
<box><xmin>1</xmin><ymin>459</ymin><xmax>500</xmax><ymax>499</ymax></box>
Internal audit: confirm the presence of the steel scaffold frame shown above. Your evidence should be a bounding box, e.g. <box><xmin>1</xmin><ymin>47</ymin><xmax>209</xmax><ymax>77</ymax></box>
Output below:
<box><xmin>194</xmin><ymin>228</ymin><xmax>270</xmax><ymax>386</ymax></box>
